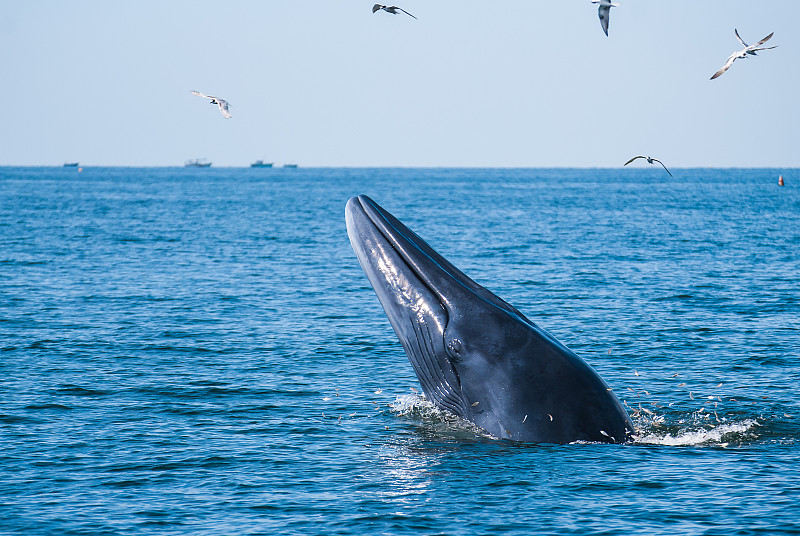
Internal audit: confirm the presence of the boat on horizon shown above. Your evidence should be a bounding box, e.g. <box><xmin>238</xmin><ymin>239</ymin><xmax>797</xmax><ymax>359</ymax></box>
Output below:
<box><xmin>250</xmin><ymin>160</ymin><xmax>274</xmax><ymax>168</ymax></box>
<box><xmin>283</xmin><ymin>164</ymin><xmax>298</xmax><ymax>168</ymax></box>
<box><xmin>185</xmin><ymin>159</ymin><xmax>212</xmax><ymax>168</ymax></box>
<box><xmin>63</xmin><ymin>162</ymin><xmax>79</xmax><ymax>167</ymax></box>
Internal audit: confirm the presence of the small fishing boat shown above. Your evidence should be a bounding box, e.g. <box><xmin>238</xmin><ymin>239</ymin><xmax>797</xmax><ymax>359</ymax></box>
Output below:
<box><xmin>283</xmin><ymin>164</ymin><xmax>298</xmax><ymax>168</ymax></box>
<box><xmin>250</xmin><ymin>160</ymin><xmax>274</xmax><ymax>168</ymax></box>
<box><xmin>63</xmin><ymin>162</ymin><xmax>79</xmax><ymax>167</ymax></box>
<box><xmin>185</xmin><ymin>159</ymin><xmax>212</xmax><ymax>168</ymax></box>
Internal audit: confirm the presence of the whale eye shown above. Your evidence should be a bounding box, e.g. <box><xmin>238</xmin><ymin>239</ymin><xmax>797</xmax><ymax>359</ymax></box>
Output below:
<box><xmin>448</xmin><ymin>338</ymin><xmax>463</xmax><ymax>355</ymax></box>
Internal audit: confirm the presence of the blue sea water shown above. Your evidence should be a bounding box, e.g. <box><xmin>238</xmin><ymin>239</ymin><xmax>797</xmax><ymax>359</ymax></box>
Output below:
<box><xmin>1</xmin><ymin>166</ymin><xmax>799</xmax><ymax>535</ymax></box>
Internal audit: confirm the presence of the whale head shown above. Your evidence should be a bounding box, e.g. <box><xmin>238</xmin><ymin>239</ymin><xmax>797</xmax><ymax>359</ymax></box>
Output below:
<box><xmin>345</xmin><ymin>195</ymin><xmax>634</xmax><ymax>443</ymax></box>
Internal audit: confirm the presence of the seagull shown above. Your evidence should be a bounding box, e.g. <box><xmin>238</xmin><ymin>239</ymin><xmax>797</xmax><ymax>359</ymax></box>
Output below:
<box><xmin>624</xmin><ymin>156</ymin><xmax>673</xmax><ymax>177</ymax></box>
<box><xmin>190</xmin><ymin>90</ymin><xmax>232</xmax><ymax>118</ymax></box>
<box><xmin>372</xmin><ymin>4</ymin><xmax>417</xmax><ymax>19</ymax></box>
<box><xmin>710</xmin><ymin>29</ymin><xmax>777</xmax><ymax>80</ymax></box>
<box><xmin>591</xmin><ymin>0</ymin><xmax>619</xmax><ymax>36</ymax></box>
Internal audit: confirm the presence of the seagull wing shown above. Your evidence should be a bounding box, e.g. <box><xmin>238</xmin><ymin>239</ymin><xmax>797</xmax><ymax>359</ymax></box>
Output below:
<box><xmin>398</xmin><ymin>7</ymin><xmax>418</xmax><ymax>19</ymax></box>
<box><xmin>734</xmin><ymin>28</ymin><xmax>749</xmax><ymax>48</ymax></box>
<box><xmin>624</xmin><ymin>156</ymin><xmax>646</xmax><ymax>166</ymax></box>
<box><xmin>191</xmin><ymin>90</ymin><xmax>212</xmax><ymax>99</ymax></box>
<box><xmin>751</xmin><ymin>45</ymin><xmax>778</xmax><ymax>52</ymax></box>
<box><xmin>652</xmin><ymin>158</ymin><xmax>673</xmax><ymax>178</ymax></box>
<box><xmin>372</xmin><ymin>4</ymin><xmax>383</xmax><ymax>13</ymax></box>
<box><xmin>598</xmin><ymin>5</ymin><xmax>611</xmax><ymax>36</ymax></box>
<box><xmin>751</xmin><ymin>32</ymin><xmax>774</xmax><ymax>49</ymax></box>
<box><xmin>710</xmin><ymin>53</ymin><xmax>738</xmax><ymax>80</ymax></box>
<box><xmin>217</xmin><ymin>99</ymin><xmax>232</xmax><ymax>119</ymax></box>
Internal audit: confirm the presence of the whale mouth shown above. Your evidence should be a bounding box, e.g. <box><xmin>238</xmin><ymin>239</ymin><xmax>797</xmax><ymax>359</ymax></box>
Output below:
<box><xmin>345</xmin><ymin>195</ymin><xmax>470</xmax><ymax>417</ymax></box>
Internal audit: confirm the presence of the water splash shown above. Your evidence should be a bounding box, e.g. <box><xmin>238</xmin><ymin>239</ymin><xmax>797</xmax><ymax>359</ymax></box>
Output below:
<box><xmin>389</xmin><ymin>394</ymin><xmax>491</xmax><ymax>439</ymax></box>
<box><xmin>633</xmin><ymin>414</ymin><xmax>761</xmax><ymax>447</ymax></box>
<box><xmin>389</xmin><ymin>394</ymin><xmax>461</xmax><ymax>424</ymax></box>
<box><xmin>391</xmin><ymin>395</ymin><xmax>765</xmax><ymax>447</ymax></box>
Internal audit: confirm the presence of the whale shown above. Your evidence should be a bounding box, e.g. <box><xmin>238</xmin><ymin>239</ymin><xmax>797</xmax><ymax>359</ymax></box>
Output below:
<box><xmin>345</xmin><ymin>195</ymin><xmax>635</xmax><ymax>444</ymax></box>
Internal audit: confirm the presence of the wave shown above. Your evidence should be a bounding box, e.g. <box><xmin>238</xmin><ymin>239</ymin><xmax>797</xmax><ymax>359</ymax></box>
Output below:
<box><xmin>389</xmin><ymin>394</ymin><xmax>764</xmax><ymax>447</ymax></box>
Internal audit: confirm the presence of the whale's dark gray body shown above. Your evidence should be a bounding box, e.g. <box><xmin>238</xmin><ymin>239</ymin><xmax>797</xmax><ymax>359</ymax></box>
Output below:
<box><xmin>345</xmin><ymin>195</ymin><xmax>634</xmax><ymax>444</ymax></box>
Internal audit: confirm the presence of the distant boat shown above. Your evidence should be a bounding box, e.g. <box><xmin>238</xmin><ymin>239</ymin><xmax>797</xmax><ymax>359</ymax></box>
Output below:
<box><xmin>185</xmin><ymin>159</ymin><xmax>212</xmax><ymax>168</ymax></box>
<box><xmin>283</xmin><ymin>164</ymin><xmax>298</xmax><ymax>168</ymax></box>
<box><xmin>63</xmin><ymin>162</ymin><xmax>79</xmax><ymax>167</ymax></box>
<box><xmin>250</xmin><ymin>160</ymin><xmax>274</xmax><ymax>168</ymax></box>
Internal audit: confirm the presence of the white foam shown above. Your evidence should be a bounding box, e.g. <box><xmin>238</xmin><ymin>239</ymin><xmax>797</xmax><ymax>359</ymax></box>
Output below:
<box><xmin>389</xmin><ymin>394</ymin><xmax>459</xmax><ymax>423</ymax></box>
<box><xmin>389</xmin><ymin>393</ymin><xmax>429</xmax><ymax>413</ymax></box>
<box><xmin>389</xmin><ymin>394</ymin><xmax>491</xmax><ymax>438</ymax></box>
<box><xmin>635</xmin><ymin>419</ymin><xmax>760</xmax><ymax>446</ymax></box>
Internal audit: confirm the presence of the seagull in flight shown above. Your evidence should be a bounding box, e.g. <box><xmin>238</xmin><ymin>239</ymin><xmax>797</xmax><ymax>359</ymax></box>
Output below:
<box><xmin>624</xmin><ymin>156</ymin><xmax>673</xmax><ymax>178</ymax></box>
<box><xmin>372</xmin><ymin>4</ymin><xmax>417</xmax><ymax>19</ymax></box>
<box><xmin>710</xmin><ymin>29</ymin><xmax>777</xmax><ymax>80</ymax></box>
<box><xmin>191</xmin><ymin>90</ymin><xmax>232</xmax><ymax>118</ymax></box>
<box><xmin>591</xmin><ymin>0</ymin><xmax>619</xmax><ymax>36</ymax></box>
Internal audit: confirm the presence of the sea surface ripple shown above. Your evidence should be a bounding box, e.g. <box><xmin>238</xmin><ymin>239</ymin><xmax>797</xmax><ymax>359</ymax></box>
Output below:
<box><xmin>1</xmin><ymin>166</ymin><xmax>799</xmax><ymax>535</ymax></box>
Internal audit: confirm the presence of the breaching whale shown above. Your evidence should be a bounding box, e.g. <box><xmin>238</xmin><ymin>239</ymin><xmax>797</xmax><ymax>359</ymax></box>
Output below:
<box><xmin>345</xmin><ymin>195</ymin><xmax>634</xmax><ymax>444</ymax></box>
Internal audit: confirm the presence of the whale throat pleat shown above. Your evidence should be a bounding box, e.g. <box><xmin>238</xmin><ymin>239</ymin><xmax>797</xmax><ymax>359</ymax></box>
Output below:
<box><xmin>405</xmin><ymin>317</ymin><xmax>468</xmax><ymax>417</ymax></box>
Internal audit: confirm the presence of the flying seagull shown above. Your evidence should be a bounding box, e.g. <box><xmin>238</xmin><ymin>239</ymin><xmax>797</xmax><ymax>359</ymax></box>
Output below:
<box><xmin>710</xmin><ymin>29</ymin><xmax>777</xmax><ymax>80</ymax></box>
<box><xmin>191</xmin><ymin>90</ymin><xmax>232</xmax><ymax>118</ymax></box>
<box><xmin>591</xmin><ymin>0</ymin><xmax>619</xmax><ymax>36</ymax></box>
<box><xmin>624</xmin><ymin>156</ymin><xmax>673</xmax><ymax>177</ymax></box>
<box><xmin>372</xmin><ymin>4</ymin><xmax>417</xmax><ymax>19</ymax></box>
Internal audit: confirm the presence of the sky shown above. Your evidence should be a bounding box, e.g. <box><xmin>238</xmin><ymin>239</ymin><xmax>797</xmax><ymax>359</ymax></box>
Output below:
<box><xmin>1</xmin><ymin>1</ymin><xmax>798</xmax><ymax>168</ymax></box>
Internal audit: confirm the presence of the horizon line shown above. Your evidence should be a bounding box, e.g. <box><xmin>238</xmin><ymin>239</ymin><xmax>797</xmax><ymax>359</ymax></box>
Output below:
<box><xmin>2</xmin><ymin>164</ymin><xmax>798</xmax><ymax>170</ymax></box>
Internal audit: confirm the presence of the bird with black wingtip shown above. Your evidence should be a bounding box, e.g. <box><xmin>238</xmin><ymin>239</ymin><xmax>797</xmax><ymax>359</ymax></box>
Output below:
<box><xmin>372</xmin><ymin>4</ymin><xmax>417</xmax><ymax>20</ymax></box>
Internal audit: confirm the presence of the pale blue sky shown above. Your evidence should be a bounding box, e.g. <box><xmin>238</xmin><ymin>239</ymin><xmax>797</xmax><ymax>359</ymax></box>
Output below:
<box><xmin>1</xmin><ymin>1</ymin><xmax>798</xmax><ymax>167</ymax></box>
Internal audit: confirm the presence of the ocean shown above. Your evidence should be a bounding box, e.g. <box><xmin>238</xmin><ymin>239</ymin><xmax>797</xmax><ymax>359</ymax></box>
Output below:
<box><xmin>1</xmin><ymin>166</ymin><xmax>799</xmax><ymax>535</ymax></box>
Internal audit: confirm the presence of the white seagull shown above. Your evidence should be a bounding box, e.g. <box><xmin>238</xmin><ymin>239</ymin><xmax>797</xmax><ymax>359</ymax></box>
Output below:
<box><xmin>624</xmin><ymin>156</ymin><xmax>673</xmax><ymax>177</ymax></box>
<box><xmin>372</xmin><ymin>4</ymin><xmax>417</xmax><ymax>19</ymax></box>
<box><xmin>591</xmin><ymin>0</ymin><xmax>619</xmax><ymax>37</ymax></box>
<box><xmin>710</xmin><ymin>29</ymin><xmax>777</xmax><ymax>80</ymax></box>
<box><xmin>191</xmin><ymin>90</ymin><xmax>232</xmax><ymax>118</ymax></box>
